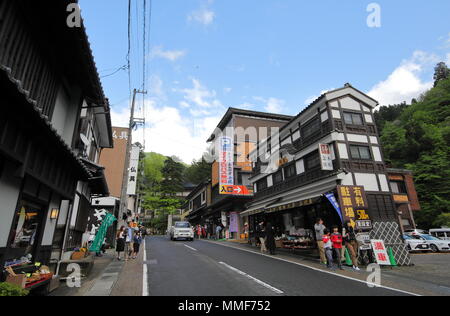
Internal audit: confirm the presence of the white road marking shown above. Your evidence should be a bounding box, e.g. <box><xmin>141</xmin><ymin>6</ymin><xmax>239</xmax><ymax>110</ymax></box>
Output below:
<box><xmin>184</xmin><ymin>244</ymin><xmax>198</xmax><ymax>251</ymax></box>
<box><xmin>142</xmin><ymin>239</ymin><xmax>149</xmax><ymax>297</ymax></box>
<box><xmin>219</xmin><ymin>261</ymin><xmax>284</xmax><ymax>295</ymax></box>
<box><xmin>207</xmin><ymin>241</ymin><xmax>420</xmax><ymax>296</ymax></box>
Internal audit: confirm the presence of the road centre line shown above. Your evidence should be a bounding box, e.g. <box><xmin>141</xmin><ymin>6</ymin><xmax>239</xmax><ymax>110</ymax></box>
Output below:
<box><xmin>204</xmin><ymin>241</ymin><xmax>420</xmax><ymax>296</ymax></box>
<box><xmin>219</xmin><ymin>261</ymin><xmax>284</xmax><ymax>295</ymax></box>
<box><xmin>143</xmin><ymin>239</ymin><xmax>149</xmax><ymax>297</ymax></box>
<box><xmin>184</xmin><ymin>244</ymin><xmax>198</xmax><ymax>251</ymax></box>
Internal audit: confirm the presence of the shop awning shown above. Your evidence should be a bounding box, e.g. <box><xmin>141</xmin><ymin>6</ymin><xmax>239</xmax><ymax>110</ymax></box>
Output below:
<box><xmin>241</xmin><ymin>171</ymin><xmax>346</xmax><ymax>217</ymax></box>
<box><xmin>81</xmin><ymin>158</ymin><xmax>110</xmax><ymax>197</ymax></box>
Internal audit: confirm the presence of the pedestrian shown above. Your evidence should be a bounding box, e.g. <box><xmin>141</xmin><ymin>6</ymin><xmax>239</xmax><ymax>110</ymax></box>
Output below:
<box><xmin>197</xmin><ymin>225</ymin><xmax>202</xmax><ymax>239</ymax></box>
<box><xmin>202</xmin><ymin>225</ymin><xmax>207</xmax><ymax>239</ymax></box>
<box><xmin>132</xmin><ymin>231</ymin><xmax>143</xmax><ymax>259</ymax></box>
<box><xmin>257</xmin><ymin>221</ymin><xmax>267</xmax><ymax>253</ymax></box>
<box><xmin>331</xmin><ymin>225</ymin><xmax>344</xmax><ymax>270</ymax></box>
<box><xmin>314</xmin><ymin>218</ymin><xmax>327</xmax><ymax>265</ymax></box>
<box><xmin>322</xmin><ymin>229</ymin><xmax>334</xmax><ymax>269</ymax></box>
<box><xmin>265</xmin><ymin>222</ymin><xmax>276</xmax><ymax>255</ymax></box>
<box><xmin>216</xmin><ymin>224</ymin><xmax>223</xmax><ymax>240</ymax></box>
<box><xmin>125</xmin><ymin>222</ymin><xmax>134</xmax><ymax>261</ymax></box>
<box><xmin>116</xmin><ymin>226</ymin><xmax>126</xmax><ymax>261</ymax></box>
<box><xmin>343</xmin><ymin>222</ymin><xmax>360</xmax><ymax>271</ymax></box>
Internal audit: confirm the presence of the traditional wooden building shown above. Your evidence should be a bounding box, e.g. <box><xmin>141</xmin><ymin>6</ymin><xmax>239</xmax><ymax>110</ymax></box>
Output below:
<box><xmin>387</xmin><ymin>168</ymin><xmax>421</xmax><ymax>232</ymax></box>
<box><xmin>0</xmin><ymin>0</ymin><xmax>112</xmax><ymax>276</ymax></box>
<box><xmin>201</xmin><ymin>108</ymin><xmax>293</xmax><ymax>240</ymax></box>
<box><xmin>245</xmin><ymin>84</ymin><xmax>411</xmax><ymax>265</ymax></box>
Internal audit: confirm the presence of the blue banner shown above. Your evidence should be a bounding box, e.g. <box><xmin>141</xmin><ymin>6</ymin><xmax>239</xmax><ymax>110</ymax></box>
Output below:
<box><xmin>324</xmin><ymin>192</ymin><xmax>343</xmax><ymax>223</ymax></box>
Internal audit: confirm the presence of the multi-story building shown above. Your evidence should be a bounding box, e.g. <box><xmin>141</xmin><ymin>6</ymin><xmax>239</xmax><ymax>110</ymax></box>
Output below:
<box><xmin>0</xmin><ymin>0</ymin><xmax>112</xmax><ymax>275</ymax></box>
<box><xmin>245</xmin><ymin>84</ymin><xmax>411</xmax><ymax>265</ymax></box>
<box><xmin>202</xmin><ymin>108</ymin><xmax>293</xmax><ymax>239</ymax></box>
<box><xmin>387</xmin><ymin>168</ymin><xmax>421</xmax><ymax>232</ymax></box>
<box><xmin>184</xmin><ymin>181</ymin><xmax>212</xmax><ymax>225</ymax></box>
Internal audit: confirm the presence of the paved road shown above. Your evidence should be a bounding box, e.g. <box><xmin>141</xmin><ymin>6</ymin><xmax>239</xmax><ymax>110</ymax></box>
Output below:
<box><xmin>144</xmin><ymin>236</ymin><xmax>411</xmax><ymax>296</ymax></box>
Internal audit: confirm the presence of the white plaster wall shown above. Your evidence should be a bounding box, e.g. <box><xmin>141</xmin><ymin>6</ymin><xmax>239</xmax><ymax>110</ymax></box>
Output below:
<box><xmin>378</xmin><ymin>174</ymin><xmax>390</xmax><ymax>192</ymax></box>
<box><xmin>332</xmin><ymin>109</ymin><xmax>341</xmax><ymax>119</ymax></box>
<box><xmin>267</xmin><ymin>175</ymin><xmax>273</xmax><ymax>187</ymax></box>
<box><xmin>41</xmin><ymin>194</ymin><xmax>61</xmax><ymax>246</ymax></box>
<box><xmin>296</xmin><ymin>159</ymin><xmax>305</xmax><ymax>174</ymax></box>
<box><xmin>347</xmin><ymin>134</ymin><xmax>368</xmax><ymax>143</ymax></box>
<box><xmin>338</xmin><ymin>143</ymin><xmax>349</xmax><ymax>159</ymax></box>
<box><xmin>342</xmin><ymin>172</ymin><xmax>354</xmax><ymax>186</ymax></box>
<box><xmin>372</xmin><ymin>146</ymin><xmax>383</xmax><ymax>162</ymax></box>
<box><xmin>369</xmin><ymin>136</ymin><xmax>378</xmax><ymax>144</ymax></box>
<box><xmin>340</xmin><ymin>97</ymin><xmax>361</xmax><ymax>111</ymax></box>
<box><xmin>0</xmin><ymin>161</ymin><xmax>21</xmax><ymax>247</ymax></box>
<box><xmin>355</xmin><ymin>173</ymin><xmax>379</xmax><ymax>191</ymax></box>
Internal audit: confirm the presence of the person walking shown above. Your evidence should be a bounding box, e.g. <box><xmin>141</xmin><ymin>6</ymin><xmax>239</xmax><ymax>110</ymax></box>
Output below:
<box><xmin>257</xmin><ymin>221</ymin><xmax>267</xmax><ymax>253</ymax></box>
<box><xmin>331</xmin><ymin>225</ymin><xmax>344</xmax><ymax>270</ymax></box>
<box><xmin>125</xmin><ymin>222</ymin><xmax>134</xmax><ymax>261</ymax></box>
<box><xmin>132</xmin><ymin>231</ymin><xmax>143</xmax><ymax>259</ymax></box>
<box><xmin>322</xmin><ymin>229</ymin><xmax>334</xmax><ymax>269</ymax></box>
<box><xmin>314</xmin><ymin>218</ymin><xmax>327</xmax><ymax>265</ymax></box>
<box><xmin>116</xmin><ymin>226</ymin><xmax>126</xmax><ymax>261</ymax></box>
<box><xmin>265</xmin><ymin>222</ymin><xmax>276</xmax><ymax>255</ymax></box>
<box><xmin>344</xmin><ymin>222</ymin><xmax>360</xmax><ymax>270</ymax></box>
<box><xmin>215</xmin><ymin>224</ymin><xmax>223</xmax><ymax>240</ymax></box>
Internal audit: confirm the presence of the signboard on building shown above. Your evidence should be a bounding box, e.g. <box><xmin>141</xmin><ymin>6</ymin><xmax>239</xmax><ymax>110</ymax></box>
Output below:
<box><xmin>219</xmin><ymin>136</ymin><xmax>234</xmax><ymax>195</ymax></box>
<box><xmin>221</xmin><ymin>212</ymin><xmax>228</xmax><ymax>227</ymax></box>
<box><xmin>336</xmin><ymin>185</ymin><xmax>370</xmax><ymax>228</ymax></box>
<box><xmin>220</xmin><ymin>185</ymin><xmax>252</xmax><ymax>196</ymax></box>
<box><xmin>319</xmin><ymin>143</ymin><xmax>333</xmax><ymax>171</ymax></box>
<box><xmin>229</xmin><ymin>212</ymin><xmax>239</xmax><ymax>233</ymax></box>
<box><xmin>126</xmin><ymin>145</ymin><xmax>140</xmax><ymax>195</ymax></box>
<box><xmin>370</xmin><ymin>239</ymin><xmax>391</xmax><ymax>265</ymax></box>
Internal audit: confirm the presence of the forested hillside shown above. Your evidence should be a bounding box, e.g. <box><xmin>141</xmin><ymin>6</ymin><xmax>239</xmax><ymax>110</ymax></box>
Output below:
<box><xmin>375</xmin><ymin>62</ymin><xmax>450</xmax><ymax>229</ymax></box>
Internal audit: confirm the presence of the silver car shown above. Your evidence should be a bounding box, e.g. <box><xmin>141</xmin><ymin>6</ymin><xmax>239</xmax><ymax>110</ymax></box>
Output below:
<box><xmin>410</xmin><ymin>234</ymin><xmax>450</xmax><ymax>253</ymax></box>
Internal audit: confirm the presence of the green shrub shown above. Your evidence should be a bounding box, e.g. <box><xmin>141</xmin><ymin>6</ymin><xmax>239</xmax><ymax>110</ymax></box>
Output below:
<box><xmin>0</xmin><ymin>282</ymin><xmax>29</xmax><ymax>296</ymax></box>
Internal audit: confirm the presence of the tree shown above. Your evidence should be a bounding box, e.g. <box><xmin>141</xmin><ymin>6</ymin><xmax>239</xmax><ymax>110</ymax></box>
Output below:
<box><xmin>377</xmin><ymin>74</ymin><xmax>450</xmax><ymax>229</ymax></box>
<box><xmin>373</xmin><ymin>102</ymin><xmax>409</xmax><ymax>136</ymax></box>
<box><xmin>184</xmin><ymin>158</ymin><xmax>212</xmax><ymax>185</ymax></box>
<box><xmin>433</xmin><ymin>62</ymin><xmax>450</xmax><ymax>87</ymax></box>
<box><xmin>160</xmin><ymin>157</ymin><xmax>186</xmax><ymax>197</ymax></box>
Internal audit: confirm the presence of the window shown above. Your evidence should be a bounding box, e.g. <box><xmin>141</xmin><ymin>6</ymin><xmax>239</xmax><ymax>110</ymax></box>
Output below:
<box><xmin>201</xmin><ymin>191</ymin><xmax>206</xmax><ymax>204</ymax></box>
<box><xmin>301</xmin><ymin>117</ymin><xmax>321</xmax><ymax>139</ymax></box>
<box><xmin>256</xmin><ymin>178</ymin><xmax>268</xmax><ymax>191</ymax></box>
<box><xmin>305</xmin><ymin>151</ymin><xmax>321</xmax><ymax>170</ymax></box>
<box><xmin>350</xmin><ymin>145</ymin><xmax>372</xmax><ymax>160</ymax></box>
<box><xmin>390</xmin><ymin>181</ymin><xmax>407</xmax><ymax>194</ymax></box>
<box><xmin>284</xmin><ymin>164</ymin><xmax>297</xmax><ymax>179</ymax></box>
<box><xmin>344</xmin><ymin>112</ymin><xmax>363</xmax><ymax>125</ymax></box>
<box><xmin>273</xmin><ymin>170</ymin><xmax>283</xmax><ymax>184</ymax></box>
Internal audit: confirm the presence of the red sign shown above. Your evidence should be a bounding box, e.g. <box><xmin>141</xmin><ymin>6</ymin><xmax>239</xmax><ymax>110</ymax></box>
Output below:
<box><xmin>220</xmin><ymin>185</ymin><xmax>252</xmax><ymax>196</ymax></box>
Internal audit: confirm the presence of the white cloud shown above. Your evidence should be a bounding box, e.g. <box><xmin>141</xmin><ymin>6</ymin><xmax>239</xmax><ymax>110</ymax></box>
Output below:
<box><xmin>223</xmin><ymin>87</ymin><xmax>232</xmax><ymax>94</ymax></box>
<box><xmin>303</xmin><ymin>89</ymin><xmax>333</xmax><ymax>106</ymax></box>
<box><xmin>367</xmin><ymin>51</ymin><xmax>439</xmax><ymax>106</ymax></box>
<box><xmin>188</xmin><ymin>7</ymin><xmax>215</xmax><ymax>26</ymax></box>
<box><xmin>254</xmin><ymin>96</ymin><xmax>285</xmax><ymax>113</ymax></box>
<box><xmin>150</xmin><ymin>46</ymin><xmax>186</xmax><ymax>62</ymax></box>
<box><xmin>177</xmin><ymin>78</ymin><xmax>223</xmax><ymax>109</ymax></box>
<box><xmin>110</xmin><ymin>105</ymin><xmax>130</xmax><ymax>128</ymax></box>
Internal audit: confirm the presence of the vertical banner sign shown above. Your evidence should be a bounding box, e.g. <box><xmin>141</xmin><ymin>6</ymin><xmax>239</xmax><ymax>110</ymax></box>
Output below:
<box><xmin>229</xmin><ymin>212</ymin><xmax>239</xmax><ymax>233</ymax></box>
<box><xmin>324</xmin><ymin>192</ymin><xmax>343</xmax><ymax>223</ymax></box>
<box><xmin>127</xmin><ymin>145</ymin><xmax>140</xmax><ymax>195</ymax></box>
<box><xmin>336</xmin><ymin>186</ymin><xmax>371</xmax><ymax>229</ymax></box>
<box><xmin>219</xmin><ymin>136</ymin><xmax>234</xmax><ymax>194</ymax></box>
<box><xmin>370</xmin><ymin>240</ymin><xmax>391</xmax><ymax>265</ymax></box>
<box><xmin>319</xmin><ymin>143</ymin><xmax>333</xmax><ymax>171</ymax></box>
<box><xmin>89</xmin><ymin>213</ymin><xmax>117</xmax><ymax>253</ymax></box>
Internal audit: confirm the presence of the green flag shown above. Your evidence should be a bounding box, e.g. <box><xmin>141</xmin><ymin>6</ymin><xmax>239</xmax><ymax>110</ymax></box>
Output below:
<box><xmin>89</xmin><ymin>213</ymin><xmax>117</xmax><ymax>253</ymax></box>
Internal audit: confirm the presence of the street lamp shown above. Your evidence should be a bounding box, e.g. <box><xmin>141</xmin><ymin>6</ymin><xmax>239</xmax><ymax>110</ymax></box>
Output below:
<box><xmin>50</xmin><ymin>208</ymin><xmax>59</xmax><ymax>220</ymax></box>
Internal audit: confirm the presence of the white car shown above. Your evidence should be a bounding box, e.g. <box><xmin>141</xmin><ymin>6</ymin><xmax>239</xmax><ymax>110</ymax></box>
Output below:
<box><xmin>403</xmin><ymin>235</ymin><xmax>429</xmax><ymax>252</ymax></box>
<box><xmin>429</xmin><ymin>228</ymin><xmax>450</xmax><ymax>241</ymax></box>
<box><xmin>169</xmin><ymin>221</ymin><xmax>194</xmax><ymax>241</ymax></box>
<box><xmin>409</xmin><ymin>234</ymin><xmax>450</xmax><ymax>253</ymax></box>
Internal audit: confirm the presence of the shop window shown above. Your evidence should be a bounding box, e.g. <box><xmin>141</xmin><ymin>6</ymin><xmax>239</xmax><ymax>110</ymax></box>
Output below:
<box><xmin>390</xmin><ymin>181</ymin><xmax>407</xmax><ymax>194</ymax></box>
<box><xmin>343</xmin><ymin>112</ymin><xmax>363</xmax><ymax>125</ymax></box>
<box><xmin>301</xmin><ymin>117</ymin><xmax>320</xmax><ymax>139</ymax></box>
<box><xmin>8</xmin><ymin>201</ymin><xmax>45</xmax><ymax>260</ymax></box>
<box><xmin>284</xmin><ymin>164</ymin><xmax>297</xmax><ymax>179</ymax></box>
<box><xmin>349</xmin><ymin>145</ymin><xmax>372</xmax><ymax>160</ymax></box>
<box><xmin>256</xmin><ymin>178</ymin><xmax>268</xmax><ymax>191</ymax></box>
<box><xmin>273</xmin><ymin>170</ymin><xmax>283</xmax><ymax>185</ymax></box>
<box><xmin>305</xmin><ymin>151</ymin><xmax>321</xmax><ymax>170</ymax></box>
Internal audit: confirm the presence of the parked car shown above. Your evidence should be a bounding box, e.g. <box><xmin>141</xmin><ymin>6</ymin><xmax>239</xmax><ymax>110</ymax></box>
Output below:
<box><xmin>404</xmin><ymin>229</ymin><xmax>428</xmax><ymax>236</ymax></box>
<box><xmin>403</xmin><ymin>234</ymin><xmax>429</xmax><ymax>252</ymax></box>
<box><xmin>169</xmin><ymin>221</ymin><xmax>194</xmax><ymax>241</ymax></box>
<box><xmin>429</xmin><ymin>228</ymin><xmax>450</xmax><ymax>241</ymax></box>
<box><xmin>409</xmin><ymin>234</ymin><xmax>450</xmax><ymax>253</ymax></box>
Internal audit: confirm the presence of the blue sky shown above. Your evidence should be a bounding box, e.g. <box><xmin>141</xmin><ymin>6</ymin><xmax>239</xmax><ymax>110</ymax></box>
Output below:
<box><xmin>79</xmin><ymin>0</ymin><xmax>450</xmax><ymax>163</ymax></box>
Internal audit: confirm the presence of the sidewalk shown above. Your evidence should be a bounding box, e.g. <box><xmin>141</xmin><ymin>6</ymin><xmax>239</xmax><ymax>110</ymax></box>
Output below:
<box><xmin>51</xmin><ymin>244</ymin><xmax>145</xmax><ymax>296</ymax></box>
<box><xmin>205</xmin><ymin>239</ymin><xmax>444</xmax><ymax>296</ymax></box>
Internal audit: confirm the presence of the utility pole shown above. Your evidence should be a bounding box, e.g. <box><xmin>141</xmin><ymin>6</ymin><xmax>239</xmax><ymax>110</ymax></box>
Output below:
<box><xmin>119</xmin><ymin>88</ymin><xmax>147</xmax><ymax>226</ymax></box>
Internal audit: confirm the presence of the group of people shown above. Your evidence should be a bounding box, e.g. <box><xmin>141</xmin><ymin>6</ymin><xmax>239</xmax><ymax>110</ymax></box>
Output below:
<box><xmin>255</xmin><ymin>221</ymin><xmax>277</xmax><ymax>255</ymax></box>
<box><xmin>115</xmin><ymin>220</ymin><xmax>145</xmax><ymax>261</ymax></box>
<box><xmin>194</xmin><ymin>224</ymin><xmax>207</xmax><ymax>239</ymax></box>
<box><xmin>315</xmin><ymin>218</ymin><xmax>360</xmax><ymax>271</ymax></box>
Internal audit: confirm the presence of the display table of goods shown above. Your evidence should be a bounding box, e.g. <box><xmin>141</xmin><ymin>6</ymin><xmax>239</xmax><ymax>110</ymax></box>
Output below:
<box><xmin>4</xmin><ymin>261</ymin><xmax>53</xmax><ymax>290</ymax></box>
